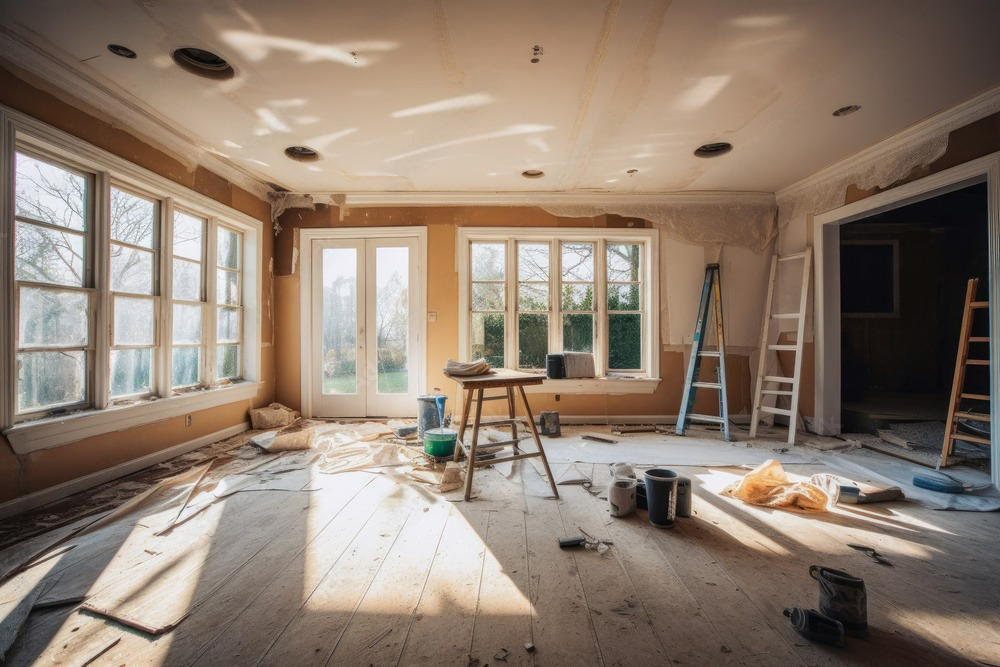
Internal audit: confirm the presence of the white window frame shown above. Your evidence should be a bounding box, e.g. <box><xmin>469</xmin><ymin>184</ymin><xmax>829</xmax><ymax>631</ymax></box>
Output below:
<box><xmin>0</xmin><ymin>104</ymin><xmax>262</xmax><ymax>454</ymax></box>
<box><xmin>457</xmin><ymin>227</ymin><xmax>660</xmax><ymax>394</ymax></box>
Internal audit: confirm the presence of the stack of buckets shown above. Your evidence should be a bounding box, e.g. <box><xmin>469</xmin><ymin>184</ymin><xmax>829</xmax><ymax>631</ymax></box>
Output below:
<box><xmin>418</xmin><ymin>394</ymin><xmax>457</xmax><ymax>457</ymax></box>
<box><xmin>608</xmin><ymin>463</ymin><xmax>691</xmax><ymax>527</ymax></box>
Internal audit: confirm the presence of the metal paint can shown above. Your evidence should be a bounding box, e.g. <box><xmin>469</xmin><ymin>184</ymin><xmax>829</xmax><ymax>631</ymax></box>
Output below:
<box><xmin>539</xmin><ymin>410</ymin><xmax>561</xmax><ymax>436</ymax></box>
<box><xmin>676</xmin><ymin>476</ymin><xmax>692</xmax><ymax>518</ymax></box>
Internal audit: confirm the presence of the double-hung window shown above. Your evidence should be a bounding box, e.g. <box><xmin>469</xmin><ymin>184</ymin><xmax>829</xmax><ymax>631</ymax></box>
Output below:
<box><xmin>2</xmin><ymin>111</ymin><xmax>261</xmax><ymax>451</ymax></box>
<box><xmin>459</xmin><ymin>228</ymin><xmax>659</xmax><ymax>390</ymax></box>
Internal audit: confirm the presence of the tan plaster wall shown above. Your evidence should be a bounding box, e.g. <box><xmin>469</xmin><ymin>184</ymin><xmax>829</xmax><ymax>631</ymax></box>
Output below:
<box><xmin>273</xmin><ymin>205</ymin><xmax>759</xmax><ymax>422</ymax></box>
<box><xmin>0</xmin><ymin>63</ymin><xmax>275</xmax><ymax>505</ymax></box>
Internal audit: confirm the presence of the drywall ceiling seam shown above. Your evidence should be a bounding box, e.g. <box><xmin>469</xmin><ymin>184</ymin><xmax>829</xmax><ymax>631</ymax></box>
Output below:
<box><xmin>337</xmin><ymin>190</ymin><xmax>774</xmax><ymax>207</ymax></box>
<box><xmin>0</xmin><ymin>28</ymin><xmax>275</xmax><ymax>202</ymax></box>
<box><xmin>775</xmin><ymin>84</ymin><xmax>1000</xmax><ymax>204</ymax></box>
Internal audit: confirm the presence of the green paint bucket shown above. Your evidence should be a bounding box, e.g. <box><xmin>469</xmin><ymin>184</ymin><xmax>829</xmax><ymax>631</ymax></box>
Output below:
<box><xmin>423</xmin><ymin>428</ymin><xmax>458</xmax><ymax>457</ymax></box>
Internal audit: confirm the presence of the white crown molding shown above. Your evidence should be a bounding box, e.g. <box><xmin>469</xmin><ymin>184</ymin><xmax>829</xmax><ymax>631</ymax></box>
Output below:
<box><xmin>776</xmin><ymin>84</ymin><xmax>1000</xmax><ymax>202</ymax></box>
<box><xmin>338</xmin><ymin>190</ymin><xmax>775</xmax><ymax>208</ymax></box>
<box><xmin>0</xmin><ymin>27</ymin><xmax>274</xmax><ymax>201</ymax></box>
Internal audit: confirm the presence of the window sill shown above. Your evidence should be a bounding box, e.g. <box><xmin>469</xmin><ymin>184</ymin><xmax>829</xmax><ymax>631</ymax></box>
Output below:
<box><xmin>522</xmin><ymin>377</ymin><xmax>661</xmax><ymax>395</ymax></box>
<box><xmin>4</xmin><ymin>382</ymin><xmax>260</xmax><ymax>455</ymax></box>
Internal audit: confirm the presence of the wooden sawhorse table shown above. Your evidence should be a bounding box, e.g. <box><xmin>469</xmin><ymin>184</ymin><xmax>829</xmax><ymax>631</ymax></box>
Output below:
<box><xmin>445</xmin><ymin>369</ymin><xmax>560</xmax><ymax>501</ymax></box>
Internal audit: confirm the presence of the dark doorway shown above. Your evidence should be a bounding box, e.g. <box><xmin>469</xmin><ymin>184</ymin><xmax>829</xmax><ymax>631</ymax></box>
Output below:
<box><xmin>839</xmin><ymin>182</ymin><xmax>989</xmax><ymax>465</ymax></box>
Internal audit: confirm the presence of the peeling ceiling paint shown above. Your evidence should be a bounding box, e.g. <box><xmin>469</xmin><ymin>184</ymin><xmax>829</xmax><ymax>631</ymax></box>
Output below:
<box><xmin>0</xmin><ymin>0</ymin><xmax>998</xmax><ymax>197</ymax></box>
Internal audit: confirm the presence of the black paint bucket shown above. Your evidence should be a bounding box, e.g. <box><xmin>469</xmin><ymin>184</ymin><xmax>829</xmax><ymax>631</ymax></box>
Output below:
<box><xmin>676</xmin><ymin>476</ymin><xmax>692</xmax><ymax>518</ymax></box>
<box><xmin>545</xmin><ymin>354</ymin><xmax>566</xmax><ymax>379</ymax></box>
<box><xmin>643</xmin><ymin>468</ymin><xmax>678</xmax><ymax>528</ymax></box>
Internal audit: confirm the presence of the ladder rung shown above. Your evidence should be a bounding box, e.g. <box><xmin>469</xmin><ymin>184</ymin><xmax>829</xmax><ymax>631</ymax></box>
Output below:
<box><xmin>763</xmin><ymin>375</ymin><xmax>796</xmax><ymax>384</ymax></box>
<box><xmin>767</xmin><ymin>344</ymin><xmax>797</xmax><ymax>351</ymax></box>
<box><xmin>969</xmin><ymin>337</ymin><xmax>990</xmax><ymax>343</ymax></box>
<box><xmin>777</xmin><ymin>251</ymin><xmax>808</xmax><ymax>262</ymax></box>
<box><xmin>961</xmin><ymin>393</ymin><xmax>990</xmax><ymax>400</ymax></box>
<box><xmin>759</xmin><ymin>405</ymin><xmax>793</xmax><ymax>417</ymax></box>
<box><xmin>955</xmin><ymin>412</ymin><xmax>991</xmax><ymax>422</ymax></box>
<box><xmin>948</xmin><ymin>432</ymin><xmax>991</xmax><ymax>446</ymax></box>
<box><xmin>697</xmin><ymin>350</ymin><xmax>720</xmax><ymax>358</ymax></box>
<box><xmin>772</xmin><ymin>313</ymin><xmax>801</xmax><ymax>320</ymax></box>
<box><xmin>687</xmin><ymin>413</ymin><xmax>725</xmax><ymax>425</ymax></box>
<box><xmin>966</xmin><ymin>359</ymin><xmax>990</xmax><ymax>366</ymax></box>
<box><xmin>761</xmin><ymin>389</ymin><xmax>793</xmax><ymax>396</ymax></box>
<box><xmin>971</xmin><ymin>301</ymin><xmax>989</xmax><ymax>309</ymax></box>
<box><xmin>476</xmin><ymin>418</ymin><xmax>525</xmax><ymax>427</ymax></box>
<box><xmin>474</xmin><ymin>395</ymin><xmax>510</xmax><ymax>402</ymax></box>
<box><xmin>464</xmin><ymin>438</ymin><xmax>522</xmax><ymax>452</ymax></box>
<box><xmin>692</xmin><ymin>382</ymin><xmax>722</xmax><ymax>390</ymax></box>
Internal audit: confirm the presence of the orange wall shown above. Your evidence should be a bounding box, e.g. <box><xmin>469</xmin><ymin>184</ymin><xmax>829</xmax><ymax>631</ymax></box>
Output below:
<box><xmin>273</xmin><ymin>204</ymin><xmax>753</xmax><ymax>421</ymax></box>
<box><xmin>0</xmin><ymin>63</ymin><xmax>275</xmax><ymax>504</ymax></box>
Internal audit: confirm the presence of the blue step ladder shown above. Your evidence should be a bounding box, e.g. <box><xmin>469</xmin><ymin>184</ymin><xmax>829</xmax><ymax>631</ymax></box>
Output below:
<box><xmin>676</xmin><ymin>263</ymin><xmax>731</xmax><ymax>441</ymax></box>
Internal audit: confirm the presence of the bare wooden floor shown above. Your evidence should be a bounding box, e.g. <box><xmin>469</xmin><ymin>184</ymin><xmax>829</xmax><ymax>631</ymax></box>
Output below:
<box><xmin>4</xmin><ymin>460</ymin><xmax>999</xmax><ymax>666</ymax></box>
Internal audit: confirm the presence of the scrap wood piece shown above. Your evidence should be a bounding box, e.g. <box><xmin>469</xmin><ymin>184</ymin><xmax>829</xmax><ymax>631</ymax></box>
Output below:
<box><xmin>610</xmin><ymin>424</ymin><xmax>657</xmax><ymax>435</ymax></box>
<box><xmin>154</xmin><ymin>461</ymin><xmax>215</xmax><ymax>536</ymax></box>
<box><xmin>580</xmin><ymin>432</ymin><xmax>619</xmax><ymax>444</ymax></box>
<box><xmin>555</xmin><ymin>464</ymin><xmax>592</xmax><ymax>486</ymax></box>
<box><xmin>61</xmin><ymin>636</ymin><xmax>121</xmax><ymax>667</ymax></box>
<box><xmin>0</xmin><ymin>581</ymin><xmax>46</xmax><ymax>660</ymax></box>
<box><xmin>876</xmin><ymin>429</ymin><xmax>915</xmax><ymax>450</ymax></box>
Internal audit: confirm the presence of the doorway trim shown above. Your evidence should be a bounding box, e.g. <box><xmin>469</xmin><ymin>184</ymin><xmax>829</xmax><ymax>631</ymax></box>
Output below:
<box><xmin>298</xmin><ymin>226</ymin><xmax>428</xmax><ymax>418</ymax></box>
<box><xmin>813</xmin><ymin>151</ymin><xmax>1000</xmax><ymax>486</ymax></box>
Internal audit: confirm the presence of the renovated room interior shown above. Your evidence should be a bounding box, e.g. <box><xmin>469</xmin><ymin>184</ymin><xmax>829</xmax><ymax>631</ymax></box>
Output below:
<box><xmin>0</xmin><ymin>1</ymin><xmax>999</xmax><ymax>664</ymax></box>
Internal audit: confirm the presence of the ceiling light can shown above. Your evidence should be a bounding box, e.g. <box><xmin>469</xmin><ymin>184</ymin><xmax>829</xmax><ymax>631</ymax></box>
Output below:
<box><xmin>284</xmin><ymin>146</ymin><xmax>321</xmax><ymax>162</ymax></box>
<box><xmin>172</xmin><ymin>47</ymin><xmax>235</xmax><ymax>80</ymax></box>
<box><xmin>833</xmin><ymin>104</ymin><xmax>862</xmax><ymax>117</ymax></box>
<box><xmin>107</xmin><ymin>44</ymin><xmax>137</xmax><ymax>59</ymax></box>
<box><xmin>521</xmin><ymin>169</ymin><xmax>545</xmax><ymax>179</ymax></box>
<box><xmin>694</xmin><ymin>142</ymin><xmax>733</xmax><ymax>158</ymax></box>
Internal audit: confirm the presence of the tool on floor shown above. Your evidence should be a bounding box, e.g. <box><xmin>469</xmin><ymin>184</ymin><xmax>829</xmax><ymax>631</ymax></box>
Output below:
<box><xmin>847</xmin><ymin>544</ymin><xmax>892</xmax><ymax>566</ymax></box>
<box><xmin>749</xmin><ymin>248</ymin><xmax>812</xmax><ymax>445</ymax></box>
<box><xmin>783</xmin><ymin>607</ymin><xmax>845</xmax><ymax>646</ymax></box>
<box><xmin>940</xmin><ymin>277</ymin><xmax>992</xmax><ymax>468</ymax></box>
<box><xmin>676</xmin><ymin>263</ymin><xmax>731</xmax><ymax>441</ymax></box>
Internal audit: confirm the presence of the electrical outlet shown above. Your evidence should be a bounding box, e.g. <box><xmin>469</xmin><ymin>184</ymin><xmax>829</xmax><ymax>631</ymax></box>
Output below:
<box><xmin>555</xmin><ymin>394</ymin><xmax>561</xmax><ymax>402</ymax></box>
<box><xmin>185</xmin><ymin>414</ymin><xmax>192</xmax><ymax>427</ymax></box>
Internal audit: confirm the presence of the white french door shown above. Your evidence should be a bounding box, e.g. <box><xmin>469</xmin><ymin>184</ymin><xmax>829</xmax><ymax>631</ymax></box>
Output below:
<box><xmin>306</xmin><ymin>232</ymin><xmax>425</xmax><ymax>418</ymax></box>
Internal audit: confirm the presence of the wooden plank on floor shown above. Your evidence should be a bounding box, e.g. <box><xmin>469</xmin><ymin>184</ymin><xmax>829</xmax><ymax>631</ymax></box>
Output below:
<box><xmin>469</xmin><ymin>509</ymin><xmax>533</xmax><ymax>666</ymax></box>
<box><xmin>395</xmin><ymin>508</ymin><xmax>488</xmax><ymax>666</ymax></box>
<box><xmin>324</xmin><ymin>499</ymin><xmax>450</xmax><ymax>665</ymax></box>
<box><xmin>553</xmin><ymin>484</ymin><xmax>669</xmax><ymax>665</ymax></box>
<box><xmin>257</xmin><ymin>482</ymin><xmax>419</xmax><ymax>667</ymax></box>
<box><xmin>523</xmin><ymin>490</ymin><xmax>601</xmax><ymax>665</ymax></box>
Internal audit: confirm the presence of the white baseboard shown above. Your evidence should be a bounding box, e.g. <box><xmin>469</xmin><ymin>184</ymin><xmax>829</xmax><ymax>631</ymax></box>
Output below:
<box><xmin>0</xmin><ymin>422</ymin><xmax>250</xmax><ymax>521</ymax></box>
<box><xmin>555</xmin><ymin>414</ymin><xmax>751</xmax><ymax>425</ymax></box>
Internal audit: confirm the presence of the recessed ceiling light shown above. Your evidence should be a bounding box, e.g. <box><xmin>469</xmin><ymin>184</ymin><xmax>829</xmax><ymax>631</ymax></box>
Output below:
<box><xmin>284</xmin><ymin>146</ymin><xmax>321</xmax><ymax>162</ymax></box>
<box><xmin>107</xmin><ymin>44</ymin><xmax>137</xmax><ymax>59</ymax></box>
<box><xmin>833</xmin><ymin>104</ymin><xmax>862</xmax><ymax>117</ymax></box>
<box><xmin>172</xmin><ymin>47</ymin><xmax>235</xmax><ymax>80</ymax></box>
<box><xmin>521</xmin><ymin>169</ymin><xmax>545</xmax><ymax>179</ymax></box>
<box><xmin>626</xmin><ymin>168</ymin><xmax>638</xmax><ymax>174</ymax></box>
<box><xmin>693</xmin><ymin>142</ymin><xmax>733</xmax><ymax>158</ymax></box>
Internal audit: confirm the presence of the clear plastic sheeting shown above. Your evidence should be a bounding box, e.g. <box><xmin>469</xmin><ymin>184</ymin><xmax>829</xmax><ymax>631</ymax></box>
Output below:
<box><xmin>722</xmin><ymin>458</ymin><xmax>830</xmax><ymax>512</ymax></box>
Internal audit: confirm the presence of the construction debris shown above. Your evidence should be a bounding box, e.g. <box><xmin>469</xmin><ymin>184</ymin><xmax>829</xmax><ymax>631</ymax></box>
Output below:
<box><xmin>581</xmin><ymin>433</ymin><xmax>618</xmax><ymax>444</ymax></box>
<box><xmin>248</xmin><ymin>402</ymin><xmax>299</xmax><ymax>429</ymax></box>
<box><xmin>444</xmin><ymin>358</ymin><xmax>492</xmax><ymax>376</ymax></box>
<box><xmin>723</xmin><ymin>459</ymin><xmax>829</xmax><ymax>512</ymax></box>
<box><xmin>848</xmin><ymin>544</ymin><xmax>893</xmax><ymax>566</ymax></box>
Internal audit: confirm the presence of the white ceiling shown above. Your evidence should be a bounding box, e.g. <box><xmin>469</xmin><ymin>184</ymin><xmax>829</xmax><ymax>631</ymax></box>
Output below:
<box><xmin>1</xmin><ymin>0</ymin><xmax>999</xmax><ymax>198</ymax></box>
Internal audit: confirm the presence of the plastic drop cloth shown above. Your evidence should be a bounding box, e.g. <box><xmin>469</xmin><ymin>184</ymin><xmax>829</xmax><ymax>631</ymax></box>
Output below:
<box><xmin>723</xmin><ymin>459</ymin><xmax>829</xmax><ymax>512</ymax></box>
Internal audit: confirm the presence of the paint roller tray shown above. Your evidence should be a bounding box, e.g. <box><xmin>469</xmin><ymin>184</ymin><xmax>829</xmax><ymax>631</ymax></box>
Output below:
<box><xmin>423</xmin><ymin>428</ymin><xmax>458</xmax><ymax>457</ymax></box>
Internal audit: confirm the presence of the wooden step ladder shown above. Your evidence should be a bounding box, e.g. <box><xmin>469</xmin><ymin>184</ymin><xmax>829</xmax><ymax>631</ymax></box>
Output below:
<box><xmin>749</xmin><ymin>248</ymin><xmax>812</xmax><ymax>445</ymax></box>
<box><xmin>940</xmin><ymin>277</ymin><xmax>991</xmax><ymax>468</ymax></box>
<box><xmin>676</xmin><ymin>263</ymin><xmax>731</xmax><ymax>442</ymax></box>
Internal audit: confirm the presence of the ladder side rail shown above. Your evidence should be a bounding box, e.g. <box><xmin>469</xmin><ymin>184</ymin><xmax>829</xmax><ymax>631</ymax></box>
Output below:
<box><xmin>786</xmin><ymin>248</ymin><xmax>813</xmax><ymax>445</ymax></box>
<box><xmin>713</xmin><ymin>265</ymin><xmax>731</xmax><ymax>442</ymax></box>
<box><xmin>676</xmin><ymin>267</ymin><xmax>715</xmax><ymax>435</ymax></box>
<box><xmin>940</xmin><ymin>277</ymin><xmax>979</xmax><ymax>466</ymax></box>
<box><xmin>749</xmin><ymin>254</ymin><xmax>779</xmax><ymax>437</ymax></box>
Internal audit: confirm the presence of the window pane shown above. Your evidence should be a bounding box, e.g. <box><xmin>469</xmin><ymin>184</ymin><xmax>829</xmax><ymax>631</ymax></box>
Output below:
<box><xmin>109</xmin><ymin>348</ymin><xmax>152</xmax><ymax>397</ymax></box>
<box><xmin>111</xmin><ymin>244</ymin><xmax>154</xmax><ymax>294</ymax></box>
<box><xmin>217</xmin><ymin>268</ymin><xmax>240</xmax><ymax>305</ymax></box>
<box><xmin>173</xmin><ymin>211</ymin><xmax>204</xmax><ymax>260</ymax></box>
<box><xmin>114</xmin><ymin>296</ymin><xmax>155</xmax><ymax>346</ymax></box>
<box><xmin>562</xmin><ymin>243</ymin><xmax>594</xmax><ymax>281</ymax></box>
<box><xmin>471</xmin><ymin>312</ymin><xmax>504</xmax><ymax>368</ymax></box>
<box><xmin>518</xmin><ymin>314</ymin><xmax>548</xmax><ymax>369</ymax></box>
<box><xmin>217</xmin><ymin>228</ymin><xmax>240</xmax><ymax>269</ymax></box>
<box><xmin>609</xmin><ymin>314</ymin><xmax>642</xmax><ymax>369</ymax></box>
<box><xmin>376</xmin><ymin>247</ymin><xmax>409</xmax><ymax>395</ymax></box>
<box><xmin>19</xmin><ymin>287</ymin><xmax>89</xmax><ymax>347</ymax></box>
<box><xmin>172</xmin><ymin>347</ymin><xmax>200</xmax><ymax>387</ymax></box>
<box><xmin>110</xmin><ymin>188</ymin><xmax>156</xmax><ymax>248</ymax></box>
<box><xmin>15</xmin><ymin>221</ymin><xmax>85</xmax><ymax>286</ymax></box>
<box><xmin>607</xmin><ymin>244</ymin><xmax>641</xmax><ymax>282</ymax></box>
<box><xmin>518</xmin><ymin>283</ymin><xmax>548</xmax><ymax>311</ymax></box>
<box><xmin>471</xmin><ymin>282</ymin><xmax>504</xmax><ymax>311</ymax></box>
<box><xmin>608</xmin><ymin>283</ymin><xmax>640</xmax><ymax>311</ymax></box>
<box><xmin>561</xmin><ymin>284</ymin><xmax>593</xmax><ymax>311</ymax></box>
<box><xmin>217</xmin><ymin>344</ymin><xmax>240</xmax><ymax>379</ymax></box>
<box><xmin>173</xmin><ymin>258</ymin><xmax>202</xmax><ymax>301</ymax></box>
<box><xmin>17</xmin><ymin>351</ymin><xmax>86</xmax><ymax>412</ymax></box>
<box><xmin>173</xmin><ymin>303</ymin><xmax>202</xmax><ymax>344</ymax></box>
<box><xmin>563</xmin><ymin>313</ymin><xmax>594</xmax><ymax>353</ymax></box>
<box><xmin>471</xmin><ymin>243</ymin><xmax>505</xmax><ymax>281</ymax></box>
<box><xmin>322</xmin><ymin>248</ymin><xmax>356</xmax><ymax>395</ymax></box>
<box><xmin>218</xmin><ymin>307</ymin><xmax>241</xmax><ymax>342</ymax></box>
<box><xmin>518</xmin><ymin>243</ymin><xmax>548</xmax><ymax>281</ymax></box>
<box><xmin>15</xmin><ymin>153</ymin><xmax>86</xmax><ymax>231</ymax></box>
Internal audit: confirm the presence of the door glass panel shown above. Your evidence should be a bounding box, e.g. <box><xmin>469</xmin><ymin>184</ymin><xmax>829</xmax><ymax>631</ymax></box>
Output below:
<box><xmin>375</xmin><ymin>247</ymin><xmax>409</xmax><ymax>394</ymax></box>
<box><xmin>322</xmin><ymin>248</ymin><xmax>358</xmax><ymax>394</ymax></box>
